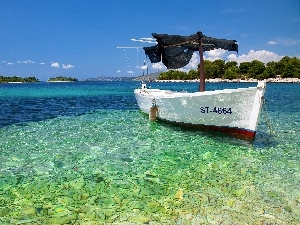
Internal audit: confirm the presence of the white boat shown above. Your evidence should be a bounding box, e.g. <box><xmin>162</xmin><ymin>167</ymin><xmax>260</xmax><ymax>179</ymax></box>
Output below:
<box><xmin>135</xmin><ymin>81</ymin><xmax>266</xmax><ymax>141</ymax></box>
<box><xmin>134</xmin><ymin>31</ymin><xmax>266</xmax><ymax>141</ymax></box>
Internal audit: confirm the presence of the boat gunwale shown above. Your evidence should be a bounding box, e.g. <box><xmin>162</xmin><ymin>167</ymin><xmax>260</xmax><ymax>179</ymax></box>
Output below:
<box><xmin>134</xmin><ymin>86</ymin><xmax>257</xmax><ymax>98</ymax></box>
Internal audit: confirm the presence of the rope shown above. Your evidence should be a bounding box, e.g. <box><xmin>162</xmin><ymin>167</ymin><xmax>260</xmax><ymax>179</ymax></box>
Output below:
<box><xmin>261</xmin><ymin>96</ymin><xmax>277</xmax><ymax>136</ymax></box>
<box><xmin>123</xmin><ymin>50</ymin><xmax>133</xmax><ymax>74</ymax></box>
<box><xmin>163</xmin><ymin>40</ymin><xmax>214</xmax><ymax>48</ymax></box>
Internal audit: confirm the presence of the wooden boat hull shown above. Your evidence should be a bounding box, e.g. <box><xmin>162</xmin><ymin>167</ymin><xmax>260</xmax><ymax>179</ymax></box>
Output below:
<box><xmin>134</xmin><ymin>82</ymin><xmax>266</xmax><ymax>141</ymax></box>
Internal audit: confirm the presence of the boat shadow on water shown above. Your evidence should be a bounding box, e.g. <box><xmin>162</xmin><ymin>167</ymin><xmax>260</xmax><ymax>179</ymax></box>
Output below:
<box><xmin>141</xmin><ymin>112</ymin><xmax>278</xmax><ymax>147</ymax></box>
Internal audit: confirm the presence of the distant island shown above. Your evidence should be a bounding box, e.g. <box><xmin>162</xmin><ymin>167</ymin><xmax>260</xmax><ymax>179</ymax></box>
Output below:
<box><xmin>47</xmin><ymin>76</ymin><xmax>78</xmax><ymax>82</ymax></box>
<box><xmin>0</xmin><ymin>76</ymin><xmax>39</xmax><ymax>83</ymax></box>
<box><xmin>82</xmin><ymin>73</ymin><xmax>160</xmax><ymax>82</ymax></box>
<box><xmin>82</xmin><ymin>76</ymin><xmax>134</xmax><ymax>82</ymax></box>
<box><xmin>0</xmin><ymin>75</ymin><xmax>78</xmax><ymax>83</ymax></box>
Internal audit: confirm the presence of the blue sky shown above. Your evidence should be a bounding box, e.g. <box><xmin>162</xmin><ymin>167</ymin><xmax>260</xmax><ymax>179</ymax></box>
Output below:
<box><xmin>0</xmin><ymin>0</ymin><xmax>299</xmax><ymax>81</ymax></box>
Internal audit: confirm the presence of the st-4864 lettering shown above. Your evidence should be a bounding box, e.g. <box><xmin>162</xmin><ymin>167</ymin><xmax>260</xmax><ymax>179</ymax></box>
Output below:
<box><xmin>200</xmin><ymin>107</ymin><xmax>232</xmax><ymax>114</ymax></box>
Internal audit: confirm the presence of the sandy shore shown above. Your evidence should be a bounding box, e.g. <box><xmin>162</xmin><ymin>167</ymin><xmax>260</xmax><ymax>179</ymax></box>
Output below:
<box><xmin>156</xmin><ymin>78</ymin><xmax>300</xmax><ymax>83</ymax></box>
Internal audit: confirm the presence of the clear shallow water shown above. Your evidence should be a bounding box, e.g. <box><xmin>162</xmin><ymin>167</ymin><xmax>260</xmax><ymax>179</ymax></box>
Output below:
<box><xmin>0</xmin><ymin>82</ymin><xmax>299</xmax><ymax>224</ymax></box>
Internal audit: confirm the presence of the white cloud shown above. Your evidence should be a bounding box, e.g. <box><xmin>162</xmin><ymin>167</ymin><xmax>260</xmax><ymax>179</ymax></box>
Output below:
<box><xmin>18</xmin><ymin>60</ymin><xmax>35</xmax><ymax>64</ymax></box>
<box><xmin>127</xmin><ymin>70</ymin><xmax>134</xmax><ymax>74</ymax></box>
<box><xmin>51</xmin><ymin>62</ymin><xmax>60</xmax><ymax>68</ymax></box>
<box><xmin>204</xmin><ymin>49</ymin><xmax>226</xmax><ymax>61</ymax></box>
<box><xmin>40</xmin><ymin>62</ymin><xmax>46</xmax><ymax>65</ymax></box>
<box><xmin>179</xmin><ymin>49</ymin><xmax>284</xmax><ymax>72</ymax></box>
<box><xmin>116</xmin><ymin>70</ymin><xmax>121</xmax><ymax>73</ymax></box>
<box><xmin>227</xmin><ymin>50</ymin><xmax>283</xmax><ymax>64</ymax></box>
<box><xmin>179</xmin><ymin>53</ymin><xmax>199</xmax><ymax>72</ymax></box>
<box><xmin>62</xmin><ymin>64</ymin><xmax>75</xmax><ymax>69</ymax></box>
<box><xmin>267</xmin><ymin>38</ymin><xmax>300</xmax><ymax>46</ymax></box>
<box><xmin>2</xmin><ymin>60</ymin><xmax>13</xmax><ymax>65</ymax></box>
<box><xmin>50</xmin><ymin>62</ymin><xmax>74</xmax><ymax>69</ymax></box>
<box><xmin>186</xmin><ymin>53</ymin><xmax>199</xmax><ymax>70</ymax></box>
<box><xmin>267</xmin><ymin>41</ymin><xmax>278</xmax><ymax>45</ymax></box>
<box><xmin>139</xmin><ymin>64</ymin><xmax>148</xmax><ymax>70</ymax></box>
<box><xmin>151</xmin><ymin>62</ymin><xmax>166</xmax><ymax>70</ymax></box>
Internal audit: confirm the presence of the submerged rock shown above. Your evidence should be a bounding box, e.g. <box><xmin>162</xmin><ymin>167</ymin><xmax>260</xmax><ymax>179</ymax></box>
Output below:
<box><xmin>267</xmin><ymin>191</ymin><xmax>278</xmax><ymax>198</ymax></box>
<box><xmin>174</xmin><ymin>189</ymin><xmax>184</xmax><ymax>200</ymax></box>
<box><xmin>0</xmin><ymin>207</ymin><xmax>10</xmax><ymax>217</ymax></box>
<box><xmin>198</xmin><ymin>193</ymin><xmax>209</xmax><ymax>203</ymax></box>
<box><xmin>226</xmin><ymin>198</ymin><xmax>235</xmax><ymax>207</ymax></box>
<box><xmin>102</xmin><ymin>208</ymin><xmax>115</xmax><ymax>217</ymax></box>
<box><xmin>145</xmin><ymin>201</ymin><xmax>161</xmax><ymax>213</ymax></box>
<box><xmin>15</xmin><ymin>219</ymin><xmax>34</xmax><ymax>225</ymax></box>
<box><xmin>54</xmin><ymin>206</ymin><xmax>66</xmax><ymax>213</ymax></box>
<box><xmin>53</xmin><ymin>160</ymin><xmax>65</xmax><ymax>168</ymax></box>
<box><xmin>69</xmin><ymin>177</ymin><xmax>85</xmax><ymax>189</ymax></box>
<box><xmin>284</xmin><ymin>205</ymin><xmax>292</xmax><ymax>213</ymax></box>
<box><xmin>233</xmin><ymin>188</ymin><xmax>246</xmax><ymax>197</ymax></box>
<box><xmin>81</xmin><ymin>192</ymin><xmax>89</xmax><ymax>200</ymax></box>
<box><xmin>21</xmin><ymin>207</ymin><xmax>36</xmax><ymax>215</ymax></box>
<box><xmin>130</xmin><ymin>200</ymin><xmax>145</xmax><ymax>210</ymax></box>
<box><xmin>47</xmin><ymin>216</ymin><xmax>72</xmax><ymax>224</ymax></box>
<box><xmin>128</xmin><ymin>214</ymin><xmax>150</xmax><ymax>224</ymax></box>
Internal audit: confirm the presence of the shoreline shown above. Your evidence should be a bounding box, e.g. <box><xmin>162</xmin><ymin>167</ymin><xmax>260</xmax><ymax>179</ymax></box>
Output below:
<box><xmin>155</xmin><ymin>77</ymin><xmax>300</xmax><ymax>83</ymax></box>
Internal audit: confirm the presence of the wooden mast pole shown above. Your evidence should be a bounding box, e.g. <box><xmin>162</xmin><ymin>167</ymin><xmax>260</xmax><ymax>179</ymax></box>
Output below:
<box><xmin>199</xmin><ymin>38</ymin><xmax>205</xmax><ymax>92</ymax></box>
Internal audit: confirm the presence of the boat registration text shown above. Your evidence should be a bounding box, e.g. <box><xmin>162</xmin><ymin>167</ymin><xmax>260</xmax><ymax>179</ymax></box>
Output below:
<box><xmin>200</xmin><ymin>107</ymin><xmax>232</xmax><ymax>114</ymax></box>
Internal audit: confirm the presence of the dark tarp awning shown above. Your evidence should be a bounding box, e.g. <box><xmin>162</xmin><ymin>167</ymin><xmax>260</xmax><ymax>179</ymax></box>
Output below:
<box><xmin>143</xmin><ymin>31</ymin><xmax>238</xmax><ymax>69</ymax></box>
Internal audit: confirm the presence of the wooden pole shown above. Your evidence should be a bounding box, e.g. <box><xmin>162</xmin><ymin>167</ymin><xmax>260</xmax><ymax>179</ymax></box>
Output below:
<box><xmin>199</xmin><ymin>39</ymin><xmax>205</xmax><ymax>92</ymax></box>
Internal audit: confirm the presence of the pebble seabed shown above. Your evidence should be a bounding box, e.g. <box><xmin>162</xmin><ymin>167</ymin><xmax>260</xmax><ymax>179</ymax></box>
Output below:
<box><xmin>0</xmin><ymin>110</ymin><xmax>299</xmax><ymax>224</ymax></box>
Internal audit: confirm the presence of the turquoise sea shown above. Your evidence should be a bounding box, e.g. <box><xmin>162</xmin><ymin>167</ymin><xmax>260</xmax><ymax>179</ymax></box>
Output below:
<box><xmin>0</xmin><ymin>81</ymin><xmax>299</xmax><ymax>224</ymax></box>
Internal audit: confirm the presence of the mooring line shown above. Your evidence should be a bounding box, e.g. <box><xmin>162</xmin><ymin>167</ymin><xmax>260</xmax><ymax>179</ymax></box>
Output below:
<box><xmin>262</xmin><ymin>96</ymin><xmax>277</xmax><ymax>136</ymax></box>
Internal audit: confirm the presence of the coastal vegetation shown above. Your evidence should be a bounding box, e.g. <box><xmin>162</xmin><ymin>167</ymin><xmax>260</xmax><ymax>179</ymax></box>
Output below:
<box><xmin>48</xmin><ymin>76</ymin><xmax>78</xmax><ymax>82</ymax></box>
<box><xmin>158</xmin><ymin>56</ymin><xmax>300</xmax><ymax>80</ymax></box>
<box><xmin>0</xmin><ymin>76</ymin><xmax>39</xmax><ymax>83</ymax></box>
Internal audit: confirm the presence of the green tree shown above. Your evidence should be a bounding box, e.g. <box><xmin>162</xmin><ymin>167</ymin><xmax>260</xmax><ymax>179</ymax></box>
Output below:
<box><xmin>179</xmin><ymin>70</ymin><xmax>188</xmax><ymax>80</ymax></box>
<box><xmin>212</xmin><ymin>59</ymin><xmax>225</xmax><ymax>78</ymax></box>
<box><xmin>204</xmin><ymin>60</ymin><xmax>221</xmax><ymax>79</ymax></box>
<box><xmin>223</xmin><ymin>66</ymin><xmax>240</xmax><ymax>79</ymax></box>
<box><xmin>225</xmin><ymin>61</ymin><xmax>238</xmax><ymax>70</ymax></box>
<box><xmin>248</xmin><ymin>60</ymin><xmax>265</xmax><ymax>78</ymax></box>
<box><xmin>0</xmin><ymin>76</ymin><xmax>8</xmax><ymax>82</ymax></box>
<box><xmin>24</xmin><ymin>76</ymin><xmax>39</xmax><ymax>82</ymax></box>
<box><xmin>265</xmin><ymin>61</ymin><xmax>283</xmax><ymax>77</ymax></box>
<box><xmin>48</xmin><ymin>76</ymin><xmax>78</xmax><ymax>82</ymax></box>
<box><xmin>281</xmin><ymin>57</ymin><xmax>300</xmax><ymax>78</ymax></box>
<box><xmin>158</xmin><ymin>70</ymin><xmax>187</xmax><ymax>80</ymax></box>
<box><xmin>259</xmin><ymin>66</ymin><xmax>276</xmax><ymax>79</ymax></box>
<box><xmin>203</xmin><ymin>60</ymin><xmax>213</xmax><ymax>78</ymax></box>
<box><xmin>239</xmin><ymin>62</ymin><xmax>251</xmax><ymax>77</ymax></box>
<box><xmin>0</xmin><ymin>76</ymin><xmax>40</xmax><ymax>83</ymax></box>
<box><xmin>158</xmin><ymin>71</ymin><xmax>171</xmax><ymax>80</ymax></box>
<box><xmin>187</xmin><ymin>69</ymin><xmax>199</xmax><ymax>80</ymax></box>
